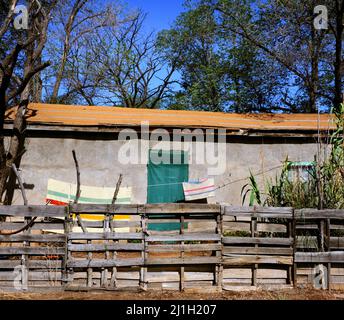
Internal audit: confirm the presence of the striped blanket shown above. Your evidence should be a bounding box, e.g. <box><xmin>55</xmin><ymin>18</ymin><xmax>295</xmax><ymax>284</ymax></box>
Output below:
<box><xmin>182</xmin><ymin>178</ymin><xmax>216</xmax><ymax>201</ymax></box>
<box><xmin>46</xmin><ymin>179</ymin><xmax>132</xmax><ymax>223</ymax></box>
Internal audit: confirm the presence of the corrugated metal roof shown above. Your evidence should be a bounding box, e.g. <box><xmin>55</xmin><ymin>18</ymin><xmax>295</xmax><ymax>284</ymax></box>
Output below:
<box><xmin>4</xmin><ymin>103</ymin><xmax>335</xmax><ymax>132</ymax></box>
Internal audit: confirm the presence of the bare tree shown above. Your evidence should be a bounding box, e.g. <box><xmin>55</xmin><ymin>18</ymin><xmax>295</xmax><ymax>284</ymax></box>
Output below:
<box><xmin>0</xmin><ymin>0</ymin><xmax>54</xmax><ymax>204</ymax></box>
<box><xmin>92</xmin><ymin>12</ymin><xmax>178</xmax><ymax>108</ymax></box>
<box><xmin>46</xmin><ymin>0</ymin><xmax>119</xmax><ymax>103</ymax></box>
<box><xmin>54</xmin><ymin>11</ymin><xmax>178</xmax><ymax>108</ymax></box>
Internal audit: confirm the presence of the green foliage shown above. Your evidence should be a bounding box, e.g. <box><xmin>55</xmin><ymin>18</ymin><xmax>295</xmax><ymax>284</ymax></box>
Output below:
<box><xmin>242</xmin><ymin>104</ymin><xmax>344</xmax><ymax>209</ymax></box>
<box><xmin>320</xmin><ymin>103</ymin><xmax>344</xmax><ymax>209</ymax></box>
<box><xmin>241</xmin><ymin>170</ymin><xmax>262</xmax><ymax>206</ymax></box>
<box><xmin>265</xmin><ymin>162</ymin><xmax>318</xmax><ymax>209</ymax></box>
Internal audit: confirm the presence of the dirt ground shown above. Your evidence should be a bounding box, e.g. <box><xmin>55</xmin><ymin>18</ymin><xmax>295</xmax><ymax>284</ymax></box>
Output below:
<box><xmin>1</xmin><ymin>289</ymin><xmax>344</xmax><ymax>300</ymax></box>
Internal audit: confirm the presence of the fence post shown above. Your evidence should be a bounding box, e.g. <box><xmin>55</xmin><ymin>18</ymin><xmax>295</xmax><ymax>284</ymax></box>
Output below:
<box><xmin>62</xmin><ymin>205</ymin><xmax>70</xmax><ymax>286</ymax></box>
<box><xmin>251</xmin><ymin>217</ymin><xmax>258</xmax><ymax>287</ymax></box>
<box><xmin>140</xmin><ymin>208</ymin><xmax>147</xmax><ymax>291</ymax></box>
<box><xmin>326</xmin><ymin>218</ymin><xmax>331</xmax><ymax>290</ymax></box>
<box><xmin>180</xmin><ymin>214</ymin><xmax>185</xmax><ymax>291</ymax></box>
<box><xmin>216</xmin><ymin>207</ymin><xmax>223</xmax><ymax>290</ymax></box>
<box><xmin>292</xmin><ymin>209</ymin><xmax>297</xmax><ymax>288</ymax></box>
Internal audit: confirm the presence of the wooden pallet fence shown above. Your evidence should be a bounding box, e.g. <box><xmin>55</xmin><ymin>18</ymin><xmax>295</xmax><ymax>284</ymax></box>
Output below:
<box><xmin>294</xmin><ymin>209</ymin><xmax>344</xmax><ymax>290</ymax></box>
<box><xmin>1</xmin><ymin>204</ymin><xmax>344</xmax><ymax>292</ymax></box>
<box><xmin>222</xmin><ymin>206</ymin><xmax>295</xmax><ymax>290</ymax></box>
<box><xmin>0</xmin><ymin>206</ymin><xmax>66</xmax><ymax>291</ymax></box>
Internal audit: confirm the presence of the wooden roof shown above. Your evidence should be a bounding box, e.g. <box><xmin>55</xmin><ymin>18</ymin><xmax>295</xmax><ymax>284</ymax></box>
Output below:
<box><xmin>5</xmin><ymin>103</ymin><xmax>335</xmax><ymax>133</ymax></box>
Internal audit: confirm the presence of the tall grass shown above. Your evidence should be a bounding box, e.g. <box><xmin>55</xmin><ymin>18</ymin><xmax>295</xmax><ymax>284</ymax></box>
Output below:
<box><xmin>242</xmin><ymin>104</ymin><xmax>344</xmax><ymax>210</ymax></box>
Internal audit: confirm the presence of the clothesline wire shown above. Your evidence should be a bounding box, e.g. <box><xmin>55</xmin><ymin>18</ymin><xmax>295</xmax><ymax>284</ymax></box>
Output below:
<box><xmin>133</xmin><ymin>164</ymin><xmax>284</xmax><ymax>190</ymax></box>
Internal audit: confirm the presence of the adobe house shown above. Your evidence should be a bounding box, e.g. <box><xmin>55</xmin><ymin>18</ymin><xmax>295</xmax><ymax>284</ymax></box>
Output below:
<box><xmin>4</xmin><ymin>103</ymin><xmax>333</xmax><ymax>206</ymax></box>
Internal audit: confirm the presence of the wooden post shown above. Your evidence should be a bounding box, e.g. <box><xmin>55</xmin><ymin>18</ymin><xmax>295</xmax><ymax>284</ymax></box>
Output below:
<box><xmin>140</xmin><ymin>213</ymin><xmax>147</xmax><ymax>291</ymax></box>
<box><xmin>11</xmin><ymin>164</ymin><xmax>29</xmax><ymax>290</ymax></box>
<box><xmin>67</xmin><ymin>205</ymin><xmax>74</xmax><ymax>287</ymax></box>
<box><xmin>326</xmin><ymin>218</ymin><xmax>331</xmax><ymax>291</ymax></box>
<box><xmin>286</xmin><ymin>219</ymin><xmax>293</xmax><ymax>285</ymax></box>
<box><xmin>251</xmin><ymin>218</ymin><xmax>257</xmax><ymax>287</ymax></box>
<box><xmin>102</xmin><ymin>214</ymin><xmax>110</xmax><ymax>288</ymax></box>
<box><xmin>215</xmin><ymin>210</ymin><xmax>223</xmax><ymax>289</ymax></box>
<box><xmin>180</xmin><ymin>214</ymin><xmax>185</xmax><ymax>292</ymax></box>
<box><xmin>292</xmin><ymin>211</ymin><xmax>297</xmax><ymax>288</ymax></box>
<box><xmin>109</xmin><ymin>174</ymin><xmax>122</xmax><ymax>289</ymax></box>
<box><xmin>87</xmin><ymin>242</ymin><xmax>93</xmax><ymax>288</ymax></box>
<box><xmin>62</xmin><ymin>206</ymin><xmax>70</xmax><ymax>286</ymax></box>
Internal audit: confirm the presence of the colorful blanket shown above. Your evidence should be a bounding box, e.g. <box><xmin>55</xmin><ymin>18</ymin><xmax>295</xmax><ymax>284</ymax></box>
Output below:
<box><xmin>46</xmin><ymin>179</ymin><xmax>132</xmax><ymax>223</ymax></box>
<box><xmin>182</xmin><ymin>178</ymin><xmax>216</xmax><ymax>201</ymax></box>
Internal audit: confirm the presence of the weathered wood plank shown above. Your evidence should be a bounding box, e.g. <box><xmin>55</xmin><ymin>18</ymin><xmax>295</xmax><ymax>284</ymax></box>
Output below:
<box><xmin>69</xmin><ymin>204</ymin><xmax>140</xmax><ymax>214</ymax></box>
<box><xmin>0</xmin><ymin>260</ymin><xmax>63</xmax><ymax>269</ymax></box>
<box><xmin>67</xmin><ymin>258</ymin><xmax>144</xmax><ymax>268</ymax></box>
<box><xmin>223</xmin><ymin>206</ymin><xmax>293</xmax><ymax>219</ymax></box>
<box><xmin>0</xmin><ymin>234</ymin><xmax>65</xmax><ymax>243</ymax></box>
<box><xmin>223</xmin><ymin>255</ymin><xmax>293</xmax><ymax>265</ymax></box>
<box><xmin>223</xmin><ymin>222</ymin><xmax>287</xmax><ymax>233</ymax></box>
<box><xmin>295</xmin><ymin>252</ymin><xmax>344</xmax><ymax>263</ymax></box>
<box><xmin>146</xmin><ymin>244</ymin><xmax>222</xmax><ymax>252</ymax></box>
<box><xmin>68</xmin><ymin>232</ymin><xmax>144</xmax><ymax>240</ymax></box>
<box><xmin>0</xmin><ymin>206</ymin><xmax>66</xmax><ymax>217</ymax></box>
<box><xmin>0</xmin><ymin>222</ymin><xmax>64</xmax><ymax>230</ymax></box>
<box><xmin>330</xmin><ymin>237</ymin><xmax>344</xmax><ymax>249</ymax></box>
<box><xmin>222</xmin><ymin>237</ymin><xmax>293</xmax><ymax>246</ymax></box>
<box><xmin>146</xmin><ymin>234</ymin><xmax>221</xmax><ymax>242</ymax></box>
<box><xmin>223</xmin><ymin>247</ymin><xmax>293</xmax><ymax>256</ymax></box>
<box><xmin>0</xmin><ymin>247</ymin><xmax>65</xmax><ymax>255</ymax></box>
<box><xmin>68</xmin><ymin>243</ymin><xmax>144</xmax><ymax>252</ymax></box>
<box><xmin>146</xmin><ymin>257</ymin><xmax>221</xmax><ymax>265</ymax></box>
<box><xmin>68</xmin><ymin>204</ymin><xmax>221</xmax><ymax>215</ymax></box>
<box><xmin>144</xmin><ymin>204</ymin><xmax>220</xmax><ymax>214</ymax></box>
<box><xmin>81</xmin><ymin>221</ymin><xmax>141</xmax><ymax>228</ymax></box>
<box><xmin>295</xmin><ymin>209</ymin><xmax>344</xmax><ymax>220</ymax></box>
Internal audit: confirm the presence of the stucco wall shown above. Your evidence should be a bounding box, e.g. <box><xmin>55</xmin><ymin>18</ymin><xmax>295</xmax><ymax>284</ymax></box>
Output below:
<box><xmin>10</xmin><ymin>135</ymin><xmax>319</xmax><ymax>205</ymax></box>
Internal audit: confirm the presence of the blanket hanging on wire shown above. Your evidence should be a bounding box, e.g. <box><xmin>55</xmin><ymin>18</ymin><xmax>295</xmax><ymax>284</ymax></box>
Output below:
<box><xmin>182</xmin><ymin>178</ymin><xmax>216</xmax><ymax>201</ymax></box>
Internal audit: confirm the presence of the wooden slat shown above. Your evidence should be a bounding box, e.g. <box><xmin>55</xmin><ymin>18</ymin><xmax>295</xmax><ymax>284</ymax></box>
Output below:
<box><xmin>68</xmin><ymin>243</ymin><xmax>144</xmax><ymax>252</ymax></box>
<box><xmin>0</xmin><ymin>234</ymin><xmax>65</xmax><ymax>243</ymax></box>
<box><xmin>70</xmin><ymin>204</ymin><xmax>140</xmax><ymax>214</ymax></box>
<box><xmin>223</xmin><ymin>255</ymin><xmax>293</xmax><ymax>265</ymax></box>
<box><xmin>146</xmin><ymin>244</ymin><xmax>222</xmax><ymax>252</ymax></box>
<box><xmin>295</xmin><ymin>209</ymin><xmax>344</xmax><ymax>220</ymax></box>
<box><xmin>223</xmin><ymin>247</ymin><xmax>293</xmax><ymax>256</ymax></box>
<box><xmin>295</xmin><ymin>252</ymin><xmax>344</xmax><ymax>263</ymax></box>
<box><xmin>330</xmin><ymin>237</ymin><xmax>344</xmax><ymax>248</ymax></box>
<box><xmin>67</xmin><ymin>258</ymin><xmax>144</xmax><ymax>268</ymax></box>
<box><xmin>146</xmin><ymin>257</ymin><xmax>221</xmax><ymax>265</ymax></box>
<box><xmin>144</xmin><ymin>203</ymin><xmax>220</xmax><ymax>214</ymax></box>
<box><xmin>0</xmin><ymin>222</ymin><xmax>64</xmax><ymax>230</ymax></box>
<box><xmin>68</xmin><ymin>203</ymin><xmax>221</xmax><ymax>215</ymax></box>
<box><xmin>222</xmin><ymin>237</ymin><xmax>293</xmax><ymax>246</ymax></box>
<box><xmin>0</xmin><ymin>205</ymin><xmax>66</xmax><ymax>217</ymax></box>
<box><xmin>0</xmin><ymin>247</ymin><xmax>65</xmax><ymax>255</ymax></box>
<box><xmin>0</xmin><ymin>260</ymin><xmax>63</xmax><ymax>269</ymax></box>
<box><xmin>146</xmin><ymin>234</ymin><xmax>221</xmax><ymax>242</ymax></box>
<box><xmin>68</xmin><ymin>232</ymin><xmax>144</xmax><ymax>240</ymax></box>
<box><xmin>223</xmin><ymin>206</ymin><xmax>293</xmax><ymax>219</ymax></box>
<box><xmin>82</xmin><ymin>221</ymin><xmax>141</xmax><ymax>228</ymax></box>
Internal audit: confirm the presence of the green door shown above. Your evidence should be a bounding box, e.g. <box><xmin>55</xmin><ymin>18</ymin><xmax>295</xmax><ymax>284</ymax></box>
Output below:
<box><xmin>147</xmin><ymin>150</ymin><xmax>189</xmax><ymax>231</ymax></box>
<box><xmin>147</xmin><ymin>150</ymin><xmax>188</xmax><ymax>204</ymax></box>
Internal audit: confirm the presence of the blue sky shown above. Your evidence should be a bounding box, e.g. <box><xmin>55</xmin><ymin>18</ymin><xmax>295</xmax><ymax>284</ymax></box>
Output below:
<box><xmin>124</xmin><ymin>0</ymin><xmax>185</xmax><ymax>32</ymax></box>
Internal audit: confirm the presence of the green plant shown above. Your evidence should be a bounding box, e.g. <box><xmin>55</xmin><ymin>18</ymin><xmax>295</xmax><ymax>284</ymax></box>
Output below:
<box><xmin>241</xmin><ymin>170</ymin><xmax>262</xmax><ymax>206</ymax></box>
<box><xmin>244</xmin><ymin>102</ymin><xmax>344</xmax><ymax>209</ymax></box>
